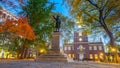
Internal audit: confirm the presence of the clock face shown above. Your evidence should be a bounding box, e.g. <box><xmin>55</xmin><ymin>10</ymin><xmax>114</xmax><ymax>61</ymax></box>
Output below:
<box><xmin>79</xmin><ymin>45</ymin><xmax>83</xmax><ymax>51</ymax></box>
<box><xmin>79</xmin><ymin>38</ymin><xmax>82</xmax><ymax>41</ymax></box>
<box><xmin>79</xmin><ymin>32</ymin><xmax>82</xmax><ymax>36</ymax></box>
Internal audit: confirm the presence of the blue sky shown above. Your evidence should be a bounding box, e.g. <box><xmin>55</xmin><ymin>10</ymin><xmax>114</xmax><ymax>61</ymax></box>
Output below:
<box><xmin>49</xmin><ymin>0</ymin><xmax>69</xmax><ymax>16</ymax></box>
<box><xmin>0</xmin><ymin>0</ymin><xmax>68</xmax><ymax>16</ymax></box>
<box><xmin>1</xmin><ymin>0</ymin><xmax>116</xmax><ymax>46</ymax></box>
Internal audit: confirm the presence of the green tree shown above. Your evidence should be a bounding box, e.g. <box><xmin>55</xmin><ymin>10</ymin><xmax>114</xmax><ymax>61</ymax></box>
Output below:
<box><xmin>20</xmin><ymin>0</ymin><xmax>55</xmax><ymax>57</ymax></box>
<box><xmin>65</xmin><ymin>0</ymin><xmax>120</xmax><ymax>63</ymax></box>
<box><xmin>21</xmin><ymin>0</ymin><xmax>75</xmax><ymax>51</ymax></box>
<box><xmin>65</xmin><ymin>0</ymin><xmax>120</xmax><ymax>47</ymax></box>
<box><xmin>54</xmin><ymin>13</ymin><xmax>75</xmax><ymax>41</ymax></box>
<box><xmin>0</xmin><ymin>0</ymin><xmax>55</xmax><ymax>58</ymax></box>
<box><xmin>0</xmin><ymin>0</ymin><xmax>75</xmax><ymax>58</ymax></box>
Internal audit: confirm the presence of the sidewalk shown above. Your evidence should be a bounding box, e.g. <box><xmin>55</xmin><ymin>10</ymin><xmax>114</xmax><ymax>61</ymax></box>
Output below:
<box><xmin>0</xmin><ymin>60</ymin><xmax>120</xmax><ymax>68</ymax></box>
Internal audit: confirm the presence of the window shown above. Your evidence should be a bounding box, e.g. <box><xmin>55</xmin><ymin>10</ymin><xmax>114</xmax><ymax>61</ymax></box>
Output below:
<box><xmin>90</xmin><ymin>54</ymin><xmax>93</xmax><ymax>59</ymax></box>
<box><xmin>0</xmin><ymin>15</ymin><xmax>2</xmax><ymax>18</ymax></box>
<box><xmin>89</xmin><ymin>46</ymin><xmax>92</xmax><ymax>50</ymax></box>
<box><xmin>68</xmin><ymin>54</ymin><xmax>72</xmax><ymax>58</ymax></box>
<box><xmin>72</xmin><ymin>47</ymin><xmax>74</xmax><ymax>50</ymax></box>
<box><xmin>99</xmin><ymin>53</ymin><xmax>104</xmax><ymax>60</ymax></box>
<box><xmin>98</xmin><ymin>46</ymin><xmax>102</xmax><ymax>50</ymax></box>
<box><xmin>69</xmin><ymin>54</ymin><xmax>74</xmax><ymax>58</ymax></box>
<box><xmin>72</xmin><ymin>54</ymin><xmax>74</xmax><ymax>58</ymax></box>
<box><xmin>79</xmin><ymin>32</ymin><xmax>82</xmax><ymax>36</ymax></box>
<box><xmin>0</xmin><ymin>18</ymin><xmax>3</xmax><ymax>23</ymax></box>
<box><xmin>94</xmin><ymin>46</ymin><xmax>97</xmax><ymax>50</ymax></box>
<box><xmin>68</xmin><ymin>46</ymin><xmax>71</xmax><ymax>50</ymax></box>
<box><xmin>7</xmin><ymin>16</ymin><xmax>11</xmax><ymax>20</ymax></box>
<box><xmin>0</xmin><ymin>17</ymin><xmax>4</xmax><ymax>23</ymax></box>
<box><xmin>94</xmin><ymin>54</ymin><xmax>98</xmax><ymax>59</ymax></box>
<box><xmin>79</xmin><ymin>38</ymin><xmax>82</xmax><ymax>41</ymax></box>
<box><xmin>64</xmin><ymin>47</ymin><xmax>67</xmax><ymax>50</ymax></box>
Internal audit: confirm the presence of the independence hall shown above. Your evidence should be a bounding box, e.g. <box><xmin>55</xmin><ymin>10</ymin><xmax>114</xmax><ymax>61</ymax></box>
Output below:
<box><xmin>63</xmin><ymin>31</ymin><xmax>104</xmax><ymax>61</ymax></box>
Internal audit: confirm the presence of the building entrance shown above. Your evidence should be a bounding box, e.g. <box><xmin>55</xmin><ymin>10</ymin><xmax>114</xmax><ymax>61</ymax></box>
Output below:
<box><xmin>79</xmin><ymin>54</ymin><xmax>84</xmax><ymax>60</ymax></box>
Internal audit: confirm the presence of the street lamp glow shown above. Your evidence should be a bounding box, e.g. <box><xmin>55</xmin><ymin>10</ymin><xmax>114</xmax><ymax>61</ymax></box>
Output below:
<box><xmin>40</xmin><ymin>49</ymin><xmax>44</xmax><ymax>53</ymax></box>
<box><xmin>40</xmin><ymin>49</ymin><xmax>46</xmax><ymax>53</ymax></box>
<box><xmin>111</xmin><ymin>48</ymin><xmax>116</xmax><ymax>52</ymax></box>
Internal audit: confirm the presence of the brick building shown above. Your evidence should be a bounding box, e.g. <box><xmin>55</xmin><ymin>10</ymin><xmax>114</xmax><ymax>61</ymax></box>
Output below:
<box><xmin>0</xmin><ymin>6</ymin><xmax>18</xmax><ymax>23</ymax></box>
<box><xmin>63</xmin><ymin>31</ymin><xmax>104</xmax><ymax>61</ymax></box>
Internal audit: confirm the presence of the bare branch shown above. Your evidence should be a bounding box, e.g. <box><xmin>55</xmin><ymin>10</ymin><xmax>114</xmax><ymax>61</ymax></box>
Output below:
<box><xmin>83</xmin><ymin>11</ymin><xmax>99</xmax><ymax>22</ymax></box>
<box><xmin>104</xmin><ymin>5</ymin><xmax>120</xmax><ymax>19</ymax></box>
<box><xmin>102</xmin><ymin>0</ymin><xmax>109</xmax><ymax>10</ymax></box>
<box><xmin>87</xmin><ymin>0</ymin><xmax>99</xmax><ymax>9</ymax></box>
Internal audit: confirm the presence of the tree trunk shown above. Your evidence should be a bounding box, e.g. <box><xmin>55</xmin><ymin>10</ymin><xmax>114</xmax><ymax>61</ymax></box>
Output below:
<box><xmin>99</xmin><ymin>9</ymin><xmax>115</xmax><ymax>47</ymax></box>
<box><xmin>99</xmin><ymin>9</ymin><xmax>118</xmax><ymax>63</ymax></box>
<box><xmin>19</xmin><ymin>44</ymin><xmax>25</xmax><ymax>59</ymax></box>
<box><xmin>23</xmin><ymin>47</ymin><xmax>28</xmax><ymax>58</ymax></box>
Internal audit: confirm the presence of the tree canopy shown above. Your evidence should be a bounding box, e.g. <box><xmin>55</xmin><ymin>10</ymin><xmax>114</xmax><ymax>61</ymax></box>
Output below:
<box><xmin>0</xmin><ymin>17</ymin><xmax>35</xmax><ymax>40</ymax></box>
<box><xmin>65</xmin><ymin>0</ymin><xmax>120</xmax><ymax>46</ymax></box>
<box><xmin>0</xmin><ymin>0</ymin><xmax>75</xmax><ymax>58</ymax></box>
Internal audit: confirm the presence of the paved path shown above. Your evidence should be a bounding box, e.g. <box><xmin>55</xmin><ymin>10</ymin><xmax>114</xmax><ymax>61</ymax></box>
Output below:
<box><xmin>0</xmin><ymin>60</ymin><xmax>120</xmax><ymax>68</ymax></box>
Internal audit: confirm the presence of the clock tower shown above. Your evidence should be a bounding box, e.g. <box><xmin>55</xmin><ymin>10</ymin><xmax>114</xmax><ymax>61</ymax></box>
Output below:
<box><xmin>74</xmin><ymin>31</ymin><xmax>89</xmax><ymax>60</ymax></box>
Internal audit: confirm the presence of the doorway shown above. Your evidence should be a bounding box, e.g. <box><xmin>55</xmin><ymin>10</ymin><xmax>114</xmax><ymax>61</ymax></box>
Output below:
<box><xmin>79</xmin><ymin>54</ymin><xmax>84</xmax><ymax>61</ymax></box>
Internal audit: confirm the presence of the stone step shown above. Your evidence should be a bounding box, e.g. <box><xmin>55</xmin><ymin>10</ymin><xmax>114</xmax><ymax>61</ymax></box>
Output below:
<box><xmin>38</xmin><ymin>57</ymin><xmax>67</xmax><ymax>62</ymax></box>
<box><xmin>42</xmin><ymin>54</ymin><xmax>64</xmax><ymax>56</ymax></box>
<box><xmin>39</xmin><ymin>55</ymin><xmax>66</xmax><ymax>58</ymax></box>
<box><xmin>41</xmin><ymin>55</ymin><xmax>65</xmax><ymax>57</ymax></box>
<box><xmin>37</xmin><ymin>53</ymin><xmax>68</xmax><ymax>62</ymax></box>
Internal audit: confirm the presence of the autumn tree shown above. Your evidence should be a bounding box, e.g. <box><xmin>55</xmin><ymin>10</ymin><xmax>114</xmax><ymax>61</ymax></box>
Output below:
<box><xmin>0</xmin><ymin>17</ymin><xmax>35</xmax><ymax>40</ymax></box>
<box><xmin>19</xmin><ymin>0</ymin><xmax>75</xmax><ymax>53</ymax></box>
<box><xmin>1</xmin><ymin>0</ymin><xmax>75</xmax><ymax>57</ymax></box>
<box><xmin>0</xmin><ymin>0</ymin><xmax>55</xmax><ymax>57</ymax></box>
<box><xmin>0</xmin><ymin>17</ymin><xmax>36</xmax><ymax>58</ymax></box>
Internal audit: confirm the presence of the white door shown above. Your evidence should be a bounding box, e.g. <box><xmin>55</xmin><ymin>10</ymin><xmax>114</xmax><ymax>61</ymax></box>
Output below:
<box><xmin>79</xmin><ymin>54</ymin><xmax>84</xmax><ymax>60</ymax></box>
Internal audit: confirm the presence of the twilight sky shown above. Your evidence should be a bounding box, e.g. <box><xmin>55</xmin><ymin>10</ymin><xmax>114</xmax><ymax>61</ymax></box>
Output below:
<box><xmin>0</xmin><ymin>0</ymin><xmax>69</xmax><ymax>16</ymax></box>
<box><xmin>0</xmin><ymin>0</ymin><xmax>110</xmax><ymax>45</ymax></box>
<box><xmin>49</xmin><ymin>0</ymin><xmax>69</xmax><ymax>16</ymax></box>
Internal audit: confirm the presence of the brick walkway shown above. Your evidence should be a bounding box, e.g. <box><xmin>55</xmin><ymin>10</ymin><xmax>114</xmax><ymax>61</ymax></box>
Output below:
<box><xmin>0</xmin><ymin>60</ymin><xmax>120</xmax><ymax>68</ymax></box>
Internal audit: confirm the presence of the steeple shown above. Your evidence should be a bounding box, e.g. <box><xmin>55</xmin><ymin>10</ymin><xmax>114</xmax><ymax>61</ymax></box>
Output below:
<box><xmin>74</xmin><ymin>31</ymin><xmax>88</xmax><ymax>43</ymax></box>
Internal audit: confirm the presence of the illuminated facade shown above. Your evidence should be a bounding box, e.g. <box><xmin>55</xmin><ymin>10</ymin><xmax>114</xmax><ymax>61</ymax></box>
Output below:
<box><xmin>63</xmin><ymin>31</ymin><xmax>104</xmax><ymax>61</ymax></box>
<box><xmin>0</xmin><ymin>7</ymin><xmax>18</xmax><ymax>58</ymax></box>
